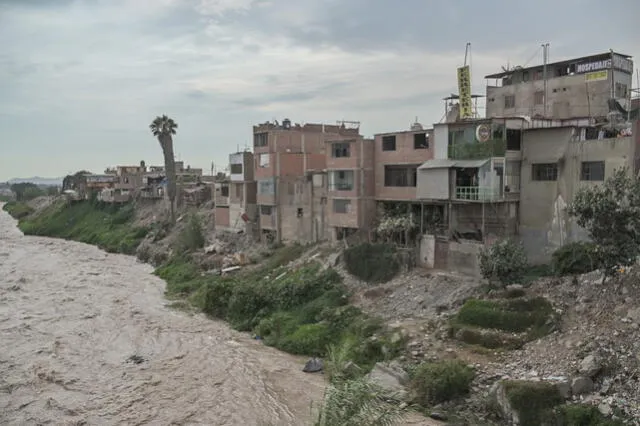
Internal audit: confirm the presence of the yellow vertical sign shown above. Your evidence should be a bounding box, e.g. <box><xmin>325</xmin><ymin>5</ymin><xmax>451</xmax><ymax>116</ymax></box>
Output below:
<box><xmin>457</xmin><ymin>66</ymin><xmax>472</xmax><ymax>119</ymax></box>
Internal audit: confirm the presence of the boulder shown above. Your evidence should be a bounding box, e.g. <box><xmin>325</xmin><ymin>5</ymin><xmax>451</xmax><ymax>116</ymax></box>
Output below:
<box><xmin>489</xmin><ymin>381</ymin><xmax>520</xmax><ymax>426</ymax></box>
<box><xmin>571</xmin><ymin>376</ymin><xmax>594</xmax><ymax>395</ymax></box>
<box><xmin>302</xmin><ymin>358</ymin><xmax>323</xmax><ymax>373</ymax></box>
<box><xmin>366</xmin><ymin>362</ymin><xmax>410</xmax><ymax>400</ymax></box>
<box><xmin>578</xmin><ymin>354</ymin><xmax>602</xmax><ymax>378</ymax></box>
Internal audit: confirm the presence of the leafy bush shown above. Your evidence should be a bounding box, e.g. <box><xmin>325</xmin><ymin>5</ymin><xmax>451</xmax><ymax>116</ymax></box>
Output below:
<box><xmin>411</xmin><ymin>360</ymin><xmax>475</xmax><ymax>407</ymax></box>
<box><xmin>502</xmin><ymin>380</ymin><xmax>563</xmax><ymax>426</ymax></box>
<box><xmin>555</xmin><ymin>404</ymin><xmax>625</xmax><ymax>426</ymax></box>
<box><xmin>175</xmin><ymin>214</ymin><xmax>206</xmax><ymax>252</ymax></box>
<box><xmin>314</xmin><ymin>378</ymin><xmax>408</xmax><ymax>426</ymax></box>
<box><xmin>552</xmin><ymin>242</ymin><xmax>599</xmax><ymax>275</ymax></box>
<box><xmin>478</xmin><ymin>239</ymin><xmax>528</xmax><ymax>286</ymax></box>
<box><xmin>344</xmin><ymin>243</ymin><xmax>399</xmax><ymax>283</ymax></box>
<box><xmin>451</xmin><ymin>326</ymin><xmax>524</xmax><ymax>350</ymax></box>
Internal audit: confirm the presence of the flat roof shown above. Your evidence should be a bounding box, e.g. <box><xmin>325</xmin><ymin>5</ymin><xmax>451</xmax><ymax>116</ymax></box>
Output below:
<box><xmin>485</xmin><ymin>51</ymin><xmax>632</xmax><ymax>79</ymax></box>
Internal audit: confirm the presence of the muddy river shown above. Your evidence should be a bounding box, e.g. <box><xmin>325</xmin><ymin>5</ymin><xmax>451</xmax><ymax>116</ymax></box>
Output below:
<box><xmin>0</xmin><ymin>208</ymin><xmax>325</xmax><ymax>425</ymax></box>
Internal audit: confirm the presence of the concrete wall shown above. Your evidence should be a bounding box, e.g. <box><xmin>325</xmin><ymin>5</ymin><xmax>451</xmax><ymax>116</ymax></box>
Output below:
<box><xmin>229</xmin><ymin>152</ymin><xmax>254</xmax><ymax>182</ymax></box>
<box><xmin>418</xmin><ymin>234</ymin><xmax>435</xmax><ymax>268</ymax></box>
<box><xmin>215</xmin><ymin>206</ymin><xmax>230</xmax><ymax>228</ymax></box>
<box><xmin>374</xmin><ymin>129</ymin><xmax>434</xmax><ymax>201</ymax></box>
<box><xmin>417</xmin><ymin>168</ymin><xmax>450</xmax><ymax>199</ymax></box>
<box><xmin>447</xmin><ymin>241</ymin><xmax>482</xmax><ymax>277</ymax></box>
<box><xmin>520</xmin><ymin>128</ymin><xmax>635</xmax><ymax>262</ymax></box>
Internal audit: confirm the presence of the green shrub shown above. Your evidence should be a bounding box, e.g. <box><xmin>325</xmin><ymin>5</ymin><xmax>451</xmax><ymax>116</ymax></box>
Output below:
<box><xmin>344</xmin><ymin>243</ymin><xmax>399</xmax><ymax>283</ymax></box>
<box><xmin>478</xmin><ymin>239</ymin><xmax>528</xmax><ymax>286</ymax></box>
<box><xmin>175</xmin><ymin>214</ymin><xmax>206</xmax><ymax>252</ymax></box>
<box><xmin>555</xmin><ymin>404</ymin><xmax>625</xmax><ymax>425</ymax></box>
<box><xmin>279</xmin><ymin>323</ymin><xmax>333</xmax><ymax>356</ymax></box>
<box><xmin>451</xmin><ymin>325</ymin><xmax>524</xmax><ymax>350</ymax></box>
<box><xmin>2</xmin><ymin>201</ymin><xmax>34</xmax><ymax>219</ymax></box>
<box><xmin>455</xmin><ymin>297</ymin><xmax>553</xmax><ymax>334</ymax></box>
<box><xmin>411</xmin><ymin>360</ymin><xmax>475</xmax><ymax>407</ymax></box>
<box><xmin>552</xmin><ymin>242</ymin><xmax>599</xmax><ymax>275</ymax></box>
<box><xmin>502</xmin><ymin>380</ymin><xmax>563</xmax><ymax>426</ymax></box>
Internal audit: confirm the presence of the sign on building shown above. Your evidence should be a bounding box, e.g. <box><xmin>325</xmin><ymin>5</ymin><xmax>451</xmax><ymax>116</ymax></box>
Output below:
<box><xmin>585</xmin><ymin>70</ymin><xmax>608</xmax><ymax>82</ymax></box>
<box><xmin>457</xmin><ymin>65</ymin><xmax>473</xmax><ymax>119</ymax></box>
<box><xmin>576</xmin><ymin>54</ymin><xmax>633</xmax><ymax>75</ymax></box>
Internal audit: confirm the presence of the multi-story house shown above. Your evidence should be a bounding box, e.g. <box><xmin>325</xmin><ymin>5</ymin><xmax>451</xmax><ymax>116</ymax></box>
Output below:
<box><xmin>485</xmin><ymin>51</ymin><xmax>633</xmax><ymax>120</ymax></box>
<box><xmin>325</xmin><ymin>136</ymin><xmax>375</xmax><ymax>240</ymax></box>
<box><xmin>253</xmin><ymin>119</ymin><xmax>359</xmax><ymax>243</ymax></box>
<box><xmin>215</xmin><ymin>151</ymin><xmax>257</xmax><ymax>234</ymax></box>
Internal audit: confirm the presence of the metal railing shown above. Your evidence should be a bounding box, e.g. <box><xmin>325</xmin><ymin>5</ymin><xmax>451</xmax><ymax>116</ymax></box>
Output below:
<box><xmin>454</xmin><ymin>186</ymin><xmax>501</xmax><ymax>201</ymax></box>
<box><xmin>328</xmin><ymin>183</ymin><xmax>354</xmax><ymax>191</ymax></box>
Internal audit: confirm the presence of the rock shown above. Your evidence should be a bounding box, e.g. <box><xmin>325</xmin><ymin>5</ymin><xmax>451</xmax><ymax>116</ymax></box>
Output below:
<box><xmin>626</xmin><ymin>307</ymin><xmax>640</xmax><ymax>324</ymax></box>
<box><xmin>506</xmin><ymin>284</ymin><xmax>524</xmax><ymax>292</ymax></box>
<box><xmin>430</xmin><ymin>412</ymin><xmax>448</xmax><ymax>421</ymax></box>
<box><xmin>571</xmin><ymin>376</ymin><xmax>594</xmax><ymax>395</ymax></box>
<box><xmin>598</xmin><ymin>402</ymin><xmax>612</xmax><ymax>416</ymax></box>
<box><xmin>366</xmin><ymin>362</ymin><xmax>410</xmax><ymax>400</ymax></box>
<box><xmin>489</xmin><ymin>381</ymin><xmax>520</xmax><ymax>426</ymax></box>
<box><xmin>553</xmin><ymin>379</ymin><xmax>572</xmax><ymax>399</ymax></box>
<box><xmin>579</xmin><ymin>354</ymin><xmax>602</xmax><ymax>378</ymax></box>
<box><xmin>302</xmin><ymin>358</ymin><xmax>323</xmax><ymax>373</ymax></box>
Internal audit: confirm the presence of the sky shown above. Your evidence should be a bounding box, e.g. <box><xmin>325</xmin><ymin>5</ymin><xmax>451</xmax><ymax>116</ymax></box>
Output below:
<box><xmin>0</xmin><ymin>0</ymin><xmax>638</xmax><ymax>180</ymax></box>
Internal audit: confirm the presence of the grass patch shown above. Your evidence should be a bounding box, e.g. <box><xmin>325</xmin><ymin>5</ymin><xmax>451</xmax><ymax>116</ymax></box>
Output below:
<box><xmin>2</xmin><ymin>201</ymin><xmax>34</xmax><ymax>219</ymax></box>
<box><xmin>16</xmin><ymin>200</ymin><xmax>148</xmax><ymax>255</ymax></box>
<box><xmin>450</xmin><ymin>297</ymin><xmax>555</xmax><ymax>349</ymax></box>
<box><xmin>157</xmin><ymin>245</ymin><xmax>405</xmax><ymax>370</ymax></box>
<box><xmin>344</xmin><ymin>243</ymin><xmax>399</xmax><ymax>283</ymax></box>
<box><xmin>410</xmin><ymin>360</ymin><xmax>475</xmax><ymax>407</ymax></box>
<box><xmin>503</xmin><ymin>380</ymin><xmax>563</xmax><ymax>426</ymax></box>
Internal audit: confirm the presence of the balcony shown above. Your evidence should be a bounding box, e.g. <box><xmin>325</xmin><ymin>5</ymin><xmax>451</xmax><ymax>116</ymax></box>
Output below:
<box><xmin>328</xmin><ymin>182</ymin><xmax>354</xmax><ymax>191</ymax></box>
<box><xmin>454</xmin><ymin>186</ymin><xmax>502</xmax><ymax>202</ymax></box>
<box><xmin>448</xmin><ymin>139</ymin><xmax>506</xmax><ymax>160</ymax></box>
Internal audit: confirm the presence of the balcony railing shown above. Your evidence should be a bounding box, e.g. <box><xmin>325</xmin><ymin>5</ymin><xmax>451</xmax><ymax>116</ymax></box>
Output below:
<box><xmin>328</xmin><ymin>183</ymin><xmax>354</xmax><ymax>191</ymax></box>
<box><xmin>455</xmin><ymin>186</ymin><xmax>501</xmax><ymax>201</ymax></box>
<box><xmin>448</xmin><ymin>139</ymin><xmax>506</xmax><ymax>160</ymax></box>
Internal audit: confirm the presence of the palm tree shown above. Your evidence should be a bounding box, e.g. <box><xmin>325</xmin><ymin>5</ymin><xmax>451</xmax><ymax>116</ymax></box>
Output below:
<box><xmin>149</xmin><ymin>115</ymin><xmax>178</xmax><ymax>223</ymax></box>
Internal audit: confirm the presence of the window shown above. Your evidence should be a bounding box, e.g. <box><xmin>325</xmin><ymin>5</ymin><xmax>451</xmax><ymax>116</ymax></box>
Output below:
<box><xmin>235</xmin><ymin>184</ymin><xmax>242</xmax><ymax>198</ymax></box>
<box><xmin>254</xmin><ymin>132</ymin><xmax>268</xmax><ymax>147</ymax></box>
<box><xmin>533</xmin><ymin>69</ymin><xmax>543</xmax><ymax>80</ymax></box>
<box><xmin>328</xmin><ymin>170</ymin><xmax>354</xmax><ymax>191</ymax></box>
<box><xmin>615</xmin><ymin>82</ymin><xmax>628</xmax><ymax>98</ymax></box>
<box><xmin>504</xmin><ymin>95</ymin><xmax>515</xmax><ymax>109</ymax></box>
<box><xmin>382</xmin><ymin>135</ymin><xmax>396</xmax><ymax>151</ymax></box>
<box><xmin>333</xmin><ymin>199</ymin><xmax>351</xmax><ymax>214</ymax></box>
<box><xmin>414</xmin><ymin>133</ymin><xmax>429</xmax><ymax>149</ymax></box>
<box><xmin>384</xmin><ymin>165</ymin><xmax>418</xmax><ymax>187</ymax></box>
<box><xmin>258</xmin><ymin>179</ymin><xmax>274</xmax><ymax>195</ymax></box>
<box><xmin>297</xmin><ymin>208</ymin><xmax>303</xmax><ymax>218</ymax></box>
<box><xmin>332</xmin><ymin>142</ymin><xmax>350</xmax><ymax>158</ymax></box>
<box><xmin>534</xmin><ymin>91</ymin><xmax>544</xmax><ymax>105</ymax></box>
<box><xmin>260</xmin><ymin>205</ymin><xmax>272</xmax><ymax>215</ymax></box>
<box><xmin>531</xmin><ymin>163</ymin><xmax>558</xmax><ymax>181</ymax></box>
<box><xmin>259</xmin><ymin>153</ymin><xmax>270</xmax><ymax>168</ymax></box>
<box><xmin>230</xmin><ymin>163</ymin><xmax>243</xmax><ymax>174</ymax></box>
<box><xmin>506</xmin><ymin>129</ymin><xmax>521</xmax><ymax>151</ymax></box>
<box><xmin>221</xmin><ymin>185</ymin><xmax>229</xmax><ymax>197</ymax></box>
<box><xmin>581</xmin><ymin>161</ymin><xmax>605</xmax><ymax>181</ymax></box>
<box><xmin>522</xmin><ymin>71</ymin><xmax>529</xmax><ymax>82</ymax></box>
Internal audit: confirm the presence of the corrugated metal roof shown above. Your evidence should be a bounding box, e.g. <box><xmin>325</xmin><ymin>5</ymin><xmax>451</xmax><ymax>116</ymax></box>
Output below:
<box><xmin>418</xmin><ymin>159</ymin><xmax>489</xmax><ymax>170</ymax></box>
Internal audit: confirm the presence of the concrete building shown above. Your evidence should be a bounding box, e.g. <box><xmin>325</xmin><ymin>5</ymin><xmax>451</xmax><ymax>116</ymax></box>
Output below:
<box><xmin>215</xmin><ymin>151</ymin><xmax>257</xmax><ymax>234</ymax></box>
<box><xmin>485</xmin><ymin>51</ymin><xmax>634</xmax><ymax>120</ymax></box>
<box><xmin>416</xmin><ymin>117</ymin><xmax>525</xmax><ymax>275</ymax></box>
<box><xmin>326</xmin><ymin>136</ymin><xmax>375</xmax><ymax>240</ymax></box>
<box><xmin>85</xmin><ymin>174</ymin><xmax>117</xmax><ymax>197</ymax></box>
<box><xmin>112</xmin><ymin>162</ymin><xmax>147</xmax><ymax>200</ymax></box>
<box><xmin>253</xmin><ymin>119</ymin><xmax>359</xmax><ymax>243</ymax></box>
<box><xmin>519</xmin><ymin>121</ymin><xmax>640</xmax><ymax>262</ymax></box>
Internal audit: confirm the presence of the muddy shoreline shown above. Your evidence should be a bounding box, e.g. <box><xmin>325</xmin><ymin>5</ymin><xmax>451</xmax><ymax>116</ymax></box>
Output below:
<box><xmin>0</xmin><ymin>207</ymin><xmax>324</xmax><ymax>425</ymax></box>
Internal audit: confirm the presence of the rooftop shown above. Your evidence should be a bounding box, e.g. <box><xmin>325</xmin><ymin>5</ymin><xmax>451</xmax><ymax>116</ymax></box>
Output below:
<box><xmin>485</xmin><ymin>51</ymin><xmax>632</xmax><ymax>79</ymax></box>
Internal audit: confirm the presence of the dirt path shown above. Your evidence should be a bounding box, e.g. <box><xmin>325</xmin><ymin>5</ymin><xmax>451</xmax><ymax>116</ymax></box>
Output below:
<box><xmin>0</xmin><ymin>208</ymin><xmax>325</xmax><ymax>425</ymax></box>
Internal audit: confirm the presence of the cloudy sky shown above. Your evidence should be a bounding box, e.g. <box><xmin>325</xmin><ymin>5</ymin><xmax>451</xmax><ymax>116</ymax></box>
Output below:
<box><xmin>0</xmin><ymin>0</ymin><xmax>638</xmax><ymax>180</ymax></box>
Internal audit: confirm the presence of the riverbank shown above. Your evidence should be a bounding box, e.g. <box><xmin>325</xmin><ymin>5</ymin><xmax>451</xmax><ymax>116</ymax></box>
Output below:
<box><xmin>7</xmin><ymin>199</ymin><xmax>640</xmax><ymax>425</ymax></box>
<box><xmin>0</xmin><ymin>204</ymin><xmax>326</xmax><ymax>425</ymax></box>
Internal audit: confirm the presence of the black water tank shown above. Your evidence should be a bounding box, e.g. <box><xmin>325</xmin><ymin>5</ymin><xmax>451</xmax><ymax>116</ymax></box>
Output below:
<box><xmin>283</xmin><ymin>118</ymin><xmax>291</xmax><ymax>129</ymax></box>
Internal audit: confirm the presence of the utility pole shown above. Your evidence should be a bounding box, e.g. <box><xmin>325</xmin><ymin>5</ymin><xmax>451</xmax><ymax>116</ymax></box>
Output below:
<box><xmin>542</xmin><ymin>43</ymin><xmax>550</xmax><ymax>118</ymax></box>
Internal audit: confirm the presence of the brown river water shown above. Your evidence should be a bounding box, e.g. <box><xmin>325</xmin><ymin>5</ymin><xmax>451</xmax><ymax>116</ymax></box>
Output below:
<box><xmin>0</xmin><ymin>207</ymin><xmax>325</xmax><ymax>425</ymax></box>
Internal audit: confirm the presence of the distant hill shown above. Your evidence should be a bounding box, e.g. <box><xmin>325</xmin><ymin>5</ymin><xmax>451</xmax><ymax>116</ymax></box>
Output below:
<box><xmin>7</xmin><ymin>177</ymin><xmax>63</xmax><ymax>186</ymax></box>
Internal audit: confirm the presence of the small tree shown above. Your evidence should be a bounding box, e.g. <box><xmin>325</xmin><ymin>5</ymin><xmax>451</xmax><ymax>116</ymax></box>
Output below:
<box><xmin>566</xmin><ymin>167</ymin><xmax>640</xmax><ymax>283</ymax></box>
<box><xmin>478</xmin><ymin>239</ymin><xmax>528</xmax><ymax>286</ymax></box>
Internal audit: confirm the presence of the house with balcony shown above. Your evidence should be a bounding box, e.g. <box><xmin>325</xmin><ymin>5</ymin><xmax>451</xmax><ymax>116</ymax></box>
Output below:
<box><xmin>416</xmin><ymin>118</ymin><xmax>524</xmax><ymax>274</ymax></box>
<box><xmin>325</xmin><ymin>136</ymin><xmax>375</xmax><ymax>240</ymax></box>
<box><xmin>253</xmin><ymin>118</ymin><xmax>359</xmax><ymax>243</ymax></box>
<box><xmin>215</xmin><ymin>151</ymin><xmax>257</xmax><ymax>234</ymax></box>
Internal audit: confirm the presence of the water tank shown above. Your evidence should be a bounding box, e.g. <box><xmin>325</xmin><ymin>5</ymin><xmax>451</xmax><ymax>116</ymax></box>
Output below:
<box><xmin>283</xmin><ymin>118</ymin><xmax>291</xmax><ymax>129</ymax></box>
